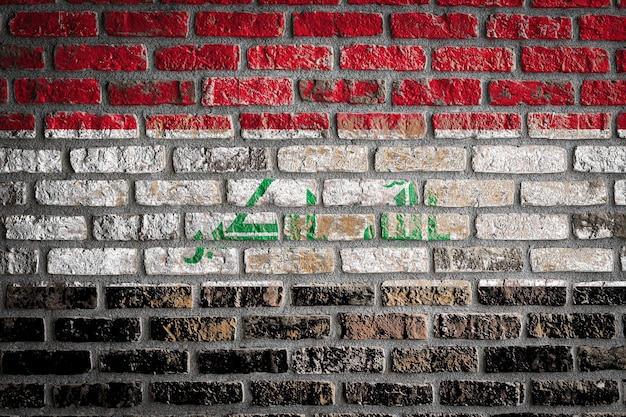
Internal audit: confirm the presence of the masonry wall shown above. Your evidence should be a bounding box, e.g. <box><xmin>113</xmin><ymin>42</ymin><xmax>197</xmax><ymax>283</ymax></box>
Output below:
<box><xmin>0</xmin><ymin>1</ymin><xmax>625</xmax><ymax>416</ymax></box>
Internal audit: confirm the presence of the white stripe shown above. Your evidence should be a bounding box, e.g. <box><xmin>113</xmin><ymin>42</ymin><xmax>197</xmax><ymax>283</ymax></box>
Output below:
<box><xmin>242</xmin><ymin>129</ymin><xmax>326</xmax><ymax>140</ymax></box>
<box><xmin>574</xmin><ymin>281</ymin><xmax>626</xmax><ymax>287</ymax></box>
<box><xmin>338</xmin><ymin>129</ymin><xmax>424</xmax><ymax>140</ymax></box>
<box><xmin>529</xmin><ymin>128</ymin><xmax>610</xmax><ymax>140</ymax></box>
<box><xmin>618</xmin><ymin>129</ymin><xmax>626</xmax><ymax>139</ymax></box>
<box><xmin>146</xmin><ymin>128</ymin><xmax>233</xmax><ymax>139</ymax></box>
<box><xmin>479</xmin><ymin>278</ymin><xmax>567</xmax><ymax>287</ymax></box>
<box><xmin>435</xmin><ymin>129</ymin><xmax>520</xmax><ymax>139</ymax></box>
<box><xmin>0</xmin><ymin>130</ymin><xmax>35</xmax><ymax>139</ymax></box>
<box><xmin>45</xmin><ymin>128</ymin><xmax>138</xmax><ymax>139</ymax></box>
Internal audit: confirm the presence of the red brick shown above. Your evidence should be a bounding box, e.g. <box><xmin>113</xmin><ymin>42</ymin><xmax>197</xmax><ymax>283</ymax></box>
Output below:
<box><xmin>261</xmin><ymin>0</ymin><xmax>338</xmax><ymax>3</ymax></box>
<box><xmin>196</xmin><ymin>12</ymin><xmax>284</xmax><ymax>38</ymax></box>
<box><xmin>489</xmin><ymin>80</ymin><xmax>574</xmax><ymax>106</ymax></box>
<box><xmin>299</xmin><ymin>79</ymin><xmax>385</xmax><ymax>104</ymax></box>
<box><xmin>0</xmin><ymin>80</ymin><xmax>6</xmax><ymax>103</ymax></box>
<box><xmin>146</xmin><ymin>114</ymin><xmax>232</xmax><ymax>137</ymax></box>
<box><xmin>340</xmin><ymin>45</ymin><xmax>426</xmax><ymax>71</ymax></box>
<box><xmin>104</xmin><ymin>12</ymin><xmax>189</xmax><ymax>38</ymax></box>
<box><xmin>9</xmin><ymin>12</ymin><xmax>97</xmax><ymax>37</ymax></box>
<box><xmin>15</xmin><ymin>78</ymin><xmax>100</xmax><ymax>104</ymax></box>
<box><xmin>163</xmin><ymin>0</ymin><xmax>248</xmax><ymax>2</ymax></box>
<box><xmin>248</xmin><ymin>45</ymin><xmax>332</xmax><ymax>70</ymax></box>
<box><xmin>433</xmin><ymin>113</ymin><xmax>522</xmax><ymax>135</ymax></box>
<box><xmin>618</xmin><ymin>50</ymin><xmax>626</xmax><ymax>73</ymax></box>
<box><xmin>68</xmin><ymin>0</ymin><xmax>151</xmax><ymax>2</ymax></box>
<box><xmin>0</xmin><ymin>46</ymin><xmax>44</xmax><ymax>70</ymax></box>
<box><xmin>45</xmin><ymin>112</ymin><xmax>137</xmax><ymax>131</ymax></box>
<box><xmin>438</xmin><ymin>0</ymin><xmax>522</xmax><ymax>5</ymax></box>
<box><xmin>580</xmin><ymin>15</ymin><xmax>626</xmax><ymax>41</ymax></box>
<box><xmin>349</xmin><ymin>0</ymin><xmax>427</xmax><ymax>3</ymax></box>
<box><xmin>337</xmin><ymin>113</ymin><xmax>427</xmax><ymax>139</ymax></box>
<box><xmin>108</xmin><ymin>81</ymin><xmax>195</xmax><ymax>106</ymax></box>
<box><xmin>391</xmin><ymin>13</ymin><xmax>478</xmax><ymax>39</ymax></box>
<box><xmin>55</xmin><ymin>45</ymin><xmax>147</xmax><ymax>71</ymax></box>
<box><xmin>0</xmin><ymin>113</ymin><xmax>35</xmax><ymax>132</ymax></box>
<box><xmin>581</xmin><ymin>81</ymin><xmax>626</xmax><ymax>106</ymax></box>
<box><xmin>521</xmin><ymin>47</ymin><xmax>609</xmax><ymax>73</ymax></box>
<box><xmin>202</xmin><ymin>78</ymin><xmax>292</xmax><ymax>106</ymax></box>
<box><xmin>486</xmin><ymin>14</ymin><xmax>572</xmax><ymax>40</ymax></box>
<box><xmin>618</xmin><ymin>114</ymin><xmax>626</xmax><ymax>131</ymax></box>
<box><xmin>0</xmin><ymin>0</ymin><xmax>53</xmax><ymax>3</ymax></box>
<box><xmin>528</xmin><ymin>113</ymin><xmax>610</xmax><ymax>134</ymax></box>
<box><xmin>156</xmin><ymin>45</ymin><xmax>239</xmax><ymax>71</ymax></box>
<box><xmin>293</xmin><ymin>12</ymin><xmax>383</xmax><ymax>37</ymax></box>
<box><xmin>393</xmin><ymin>79</ymin><xmax>481</xmax><ymax>106</ymax></box>
<box><xmin>241</xmin><ymin>113</ymin><xmax>328</xmax><ymax>130</ymax></box>
<box><xmin>533</xmin><ymin>0</ymin><xmax>609</xmax><ymax>6</ymax></box>
<box><xmin>433</xmin><ymin>47</ymin><xmax>514</xmax><ymax>72</ymax></box>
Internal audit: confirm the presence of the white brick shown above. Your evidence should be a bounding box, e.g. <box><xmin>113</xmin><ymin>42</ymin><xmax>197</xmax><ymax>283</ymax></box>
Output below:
<box><xmin>278</xmin><ymin>146</ymin><xmax>368</xmax><ymax>173</ymax></box>
<box><xmin>476</xmin><ymin>214</ymin><xmax>569</xmax><ymax>240</ymax></box>
<box><xmin>144</xmin><ymin>247</ymin><xmax>239</xmax><ymax>275</ymax></box>
<box><xmin>382</xmin><ymin>213</ymin><xmax>470</xmax><ymax>241</ymax></box>
<box><xmin>70</xmin><ymin>145</ymin><xmax>165</xmax><ymax>173</ymax></box>
<box><xmin>173</xmin><ymin>147</ymin><xmax>270</xmax><ymax>173</ymax></box>
<box><xmin>185</xmin><ymin>212</ymin><xmax>279</xmax><ymax>241</ymax></box>
<box><xmin>244</xmin><ymin>247</ymin><xmax>334</xmax><ymax>274</ymax></box>
<box><xmin>341</xmin><ymin>248</ymin><xmax>429</xmax><ymax>273</ymax></box>
<box><xmin>424</xmin><ymin>180</ymin><xmax>514</xmax><ymax>207</ymax></box>
<box><xmin>93</xmin><ymin>214</ymin><xmax>179</xmax><ymax>241</ymax></box>
<box><xmin>574</xmin><ymin>146</ymin><xmax>626</xmax><ymax>173</ymax></box>
<box><xmin>0</xmin><ymin>248</ymin><xmax>39</xmax><ymax>274</ymax></box>
<box><xmin>522</xmin><ymin>181</ymin><xmax>607</xmax><ymax>206</ymax></box>
<box><xmin>472</xmin><ymin>146</ymin><xmax>566</xmax><ymax>173</ymax></box>
<box><xmin>227</xmin><ymin>179</ymin><xmax>318</xmax><ymax>207</ymax></box>
<box><xmin>530</xmin><ymin>248</ymin><xmax>613</xmax><ymax>272</ymax></box>
<box><xmin>35</xmin><ymin>180</ymin><xmax>128</xmax><ymax>207</ymax></box>
<box><xmin>375</xmin><ymin>147</ymin><xmax>466</xmax><ymax>172</ymax></box>
<box><xmin>135</xmin><ymin>180</ymin><xmax>221</xmax><ymax>206</ymax></box>
<box><xmin>284</xmin><ymin>214</ymin><xmax>375</xmax><ymax>241</ymax></box>
<box><xmin>5</xmin><ymin>216</ymin><xmax>87</xmax><ymax>240</ymax></box>
<box><xmin>48</xmin><ymin>248</ymin><xmax>138</xmax><ymax>275</ymax></box>
<box><xmin>0</xmin><ymin>148</ymin><xmax>61</xmax><ymax>173</ymax></box>
<box><xmin>616</xmin><ymin>181</ymin><xmax>626</xmax><ymax>205</ymax></box>
<box><xmin>323</xmin><ymin>179</ymin><xmax>418</xmax><ymax>207</ymax></box>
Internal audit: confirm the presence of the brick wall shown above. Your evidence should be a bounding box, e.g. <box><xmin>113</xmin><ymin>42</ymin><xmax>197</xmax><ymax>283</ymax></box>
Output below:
<box><xmin>0</xmin><ymin>0</ymin><xmax>625</xmax><ymax>415</ymax></box>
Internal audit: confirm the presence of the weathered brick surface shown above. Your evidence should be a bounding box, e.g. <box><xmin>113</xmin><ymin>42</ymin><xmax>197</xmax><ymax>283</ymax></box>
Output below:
<box><xmin>522</xmin><ymin>181</ymin><xmax>607</xmax><ymax>206</ymax></box>
<box><xmin>174</xmin><ymin>147</ymin><xmax>271</xmax><ymax>173</ymax></box>
<box><xmin>530</xmin><ymin>248</ymin><xmax>613</xmax><ymax>272</ymax></box>
<box><xmin>244</xmin><ymin>315</ymin><xmax>331</xmax><ymax>340</ymax></box>
<box><xmin>434</xmin><ymin>247</ymin><xmax>523</xmax><ymax>273</ymax></box>
<box><xmin>339</xmin><ymin>313</ymin><xmax>427</xmax><ymax>340</ymax></box>
<box><xmin>135</xmin><ymin>180</ymin><xmax>220</xmax><ymax>206</ymax></box>
<box><xmin>382</xmin><ymin>212</ymin><xmax>470</xmax><ymax>241</ymax></box>
<box><xmin>284</xmin><ymin>214</ymin><xmax>375</xmax><ymax>241</ymax></box>
<box><xmin>53</xmin><ymin>382</ymin><xmax>142</xmax><ymax>408</ymax></box>
<box><xmin>55</xmin><ymin>317</ymin><xmax>141</xmax><ymax>342</ymax></box>
<box><xmin>574</xmin><ymin>282</ymin><xmax>626</xmax><ymax>305</ymax></box>
<box><xmin>279</xmin><ymin>146</ymin><xmax>368</xmax><ymax>173</ymax></box>
<box><xmin>392</xmin><ymin>347</ymin><xmax>478</xmax><ymax>373</ymax></box>
<box><xmin>144</xmin><ymin>247</ymin><xmax>238</xmax><ymax>275</ymax></box>
<box><xmin>251</xmin><ymin>381</ymin><xmax>334</xmax><ymax>406</ymax></box>
<box><xmin>0</xmin><ymin>248</ymin><xmax>39</xmax><ymax>274</ymax></box>
<box><xmin>2</xmin><ymin>350</ymin><xmax>91</xmax><ymax>374</ymax></box>
<box><xmin>486</xmin><ymin>15</ymin><xmax>571</xmax><ymax>40</ymax></box>
<box><xmin>528</xmin><ymin>314</ymin><xmax>616</xmax><ymax>339</ymax></box>
<box><xmin>345</xmin><ymin>382</ymin><xmax>432</xmax><ymax>406</ymax></box>
<box><xmin>151</xmin><ymin>317</ymin><xmax>236</xmax><ymax>341</ymax></box>
<box><xmin>48</xmin><ymin>248</ymin><xmax>138</xmax><ymax>275</ymax></box>
<box><xmin>99</xmin><ymin>349</ymin><xmax>188</xmax><ymax>374</ymax></box>
<box><xmin>572</xmin><ymin>212</ymin><xmax>626</xmax><ymax>239</ymax></box>
<box><xmin>382</xmin><ymin>280</ymin><xmax>471</xmax><ymax>306</ymax></box>
<box><xmin>292</xmin><ymin>347</ymin><xmax>384</xmax><ymax>374</ymax></box>
<box><xmin>0</xmin><ymin>318</ymin><xmax>45</xmax><ymax>342</ymax></box>
<box><xmin>473</xmin><ymin>146</ymin><xmax>567</xmax><ymax>173</ymax></box>
<box><xmin>424</xmin><ymin>180</ymin><xmax>514</xmax><ymax>207</ymax></box>
<box><xmin>440</xmin><ymin>381</ymin><xmax>524</xmax><ymax>406</ymax></box>
<box><xmin>478</xmin><ymin>279</ymin><xmax>567</xmax><ymax>306</ymax></box>
<box><xmin>36</xmin><ymin>180</ymin><xmax>128</xmax><ymax>206</ymax></box>
<box><xmin>485</xmin><ymin>346</ymin><xmax>573</xmax><ymax>372</ymax></box>
<box><xmin>375</xmin><ymin>147</ymin><xmax>466</xmax><ymax>172</ymax></box>
<box><xmin>105</xmin><ymin>284</ymin><xmax>192</xmax><ymax>308</ymax></box>
<box><xmin>531</xmin><ymin>380</ymin><xmax>619</xmax><ymax>406</ymax></box>
<box><xmin>202</xmin><ymin>281</ymin><xmax>283</xmax><ymax>308</ymax></box>
<box><xmin>476</xmin><ymin>214</ymin><xmax>569</xmax><ymax>240</ymax></box>
<box><xmin>292</xmin><ymin>283</ymin><xmax>374</xmax><ymax>306</ymax></box>
<box><xmin>6</xmin><ymin>283</ymin><xmax>97</xmax><ymax>309</ymax></box>
<box><xmin>152</xmin><ymin>381</ymin><xmax>242</xmax><ymax>405</ymax></box>
<box><xmin>435</xmin><ymin>313</ymin><xmax>521</xmax><ymax>340</ymax></box>
<box><xmin>198</xmin><ymin>349</ymin><xmax>288</xmax><ymax>374</ymax></box>
<box><xmin>341</xmin><ymin>248</ymin><xmax>428</xmax><ymax>273</ymax></box>
<box><xmin>245</xmin><ymin>247</ymin><xmax>334</xmax><ymax>274</ymax></box>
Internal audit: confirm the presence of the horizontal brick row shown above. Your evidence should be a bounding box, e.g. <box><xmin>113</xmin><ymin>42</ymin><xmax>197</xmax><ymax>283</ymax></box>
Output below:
<box><xmin>0</xmin><ymin>0</ymin><xmax>623</xmax><ymax>5</ymax></box>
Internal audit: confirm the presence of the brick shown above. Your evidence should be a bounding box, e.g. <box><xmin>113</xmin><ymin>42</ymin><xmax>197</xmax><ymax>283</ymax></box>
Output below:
<box><xmin>241</xmin><ymin>113</ymin><xmax>329</xmax><ymax>139</ymax></box>
<box><xmin>249</xmin><ymin>45</ymin><xmax>332</xmax><ymax>70</ymax></box>
<box><xmin>0</xmin><ymin>318</ymin><xmax>44</xmax><ymax>342</ymax></box>
<box><xmin>490</xmin><ymin>80</ymin><xmax>574</xmax><ymax>105</ymax></box>
<box><xmin>393</xmin><ymin>78</ymin><xmax>480</xmax><ymax>106</ymax></box>
<box><xmin>522</xmin><ymin>47</ymin><xmax>609</xmax><ymax>73</ymax></box>
<box><xmin>284</xmin><ymin>214</ymin><xmax>375</xmax><ymax>241</ymax></box>
<box><xmin>6</xmin><ymin>282</ymin><xmax>96</xmax><ymax>309</ymax></box>
<box><xmin>244</xmin><ymin>315</ymin><xmax>330</xmax><ymax>340</ymax></box>
<box><xmin>528</xmin><ymin>313</ymin><xmax>616</xmax><ymax>338</ymax></box>
<box><xmin>5</xmin><ymin>215</ymin><xmax>87</xmax><ymax>240</ymax></box>
<box><xmin>582</xmin><ymin>81</ymin><xmax>626</xmax><ymax>105</ymax></box>
<box><xmin>0</xmin><ymin>113</ymin><xmax>35</xmax><ymax>138</ymax></box>
<box><xmin>340</xmin><ymin>313</ymin><xmax>427</xmax><ymax>340</ymax></box>
<box><xmin>618</xmin><ymin>50</ymin><xmax>626</xmax><ymax>73</ymax></box>
<box><xmin>473</xmin><ymin>145</ymin><xmax>567</xmax><ymax>173</ymax></box>
<box><xmin>105</xmin><ymin>12</ymin><xmax>188</xmax><ymax>37</ymax></box>
<box><xmin>151</xmin><ymin>316</ymin><xmax>236</xmax><ymax>341</ymax></box>
<box><xmin>433</xmin><ymin>113</ymin><xmax>521</xmax><ymax>139</ymax></box>
<box><xmin>392</xmin><ymin>13</ymin><xmax>477</xmax><ymax>39</ymax></box>
<box><xmin>163</xmin><ymin>0</ymin><xmax>248</xmax><ymax>2</ymax></box>
<box><xmin>575</xmin><ymin>146</ymin><xmax>626</xmax><ymax>172</ymax></box>
<box><xmin>48</xmin><ymin>248</ymin><xmax>138</xmax><ymax>275</ymax></box>
<box><xmin>202</xmin><ymin>281</ymin><xmax>283</xmax><ymax>307</ymax></box>
<box><xmin>573</xmin><ymin>212</ymin><xmax>626</xmax><ymax>239</ymax></box>
<box><xmin>440</xmin><ymin>381</ymin><xmax>523</xmax><ymax>406</ymax></box>
<box><xmin>196</xmin><ymin>12</ymin><xmax>284</xmax><ymax>37</ymax></box>
<box><xmin>324</xmin><ymin>180</ymin><xmax>417</xmax><ymax>207</ymax></box>
<box><xmin>147</xmin><ymin>114</ymin><xmax>232</xmax><ymax>139</ymax></box>
<box><xmin>186</xmin><ymin>212</ymin><xmax>278</xmax><ymax>241</ymax></box>
<box><xmin>53</xmin><ymin>382</ymin><xmax>142</xmax><ymax>407</ymax></box>
<box><xmin>292</xmin><ymin>347</ymin><xmax>384</xmax><ymax>374</ymax></box>
<box><xmin>69</xmin><ymin>0</ymin><xmax>152</xmax><ymax>2</ymax></box>
<box><xmin>106</xmin><ymin>284</ymin><xmax>192</xmax><ymax>308</ymax></box>
<box><xmin>2</xmin><ymin>350</ymin><xmax>91</xmax><ymax>375</ymax></box>
<box><xmin>392</xmin><ymin>347</ymin><xmax>478</xmax><ymax>373</ymax></box>
<box><xmin>99</xmin><ymin>349</ymin><xmax>188</xmax><ymax>374</ymax></box>
<box><xmin>45</xmin><ymin>112</ymin><xmax>138</xmax><ymax>139</ymax></box>
<box><xmin>341</xmin><ymin>45</ymin><xmax>425</xmax><ymax>71</ymax></box>
<box><xmin>262</xmin><ymin>0</ymin><xmax>338</xmax><ymax>3</ymax></box>
<box><xmin>342</xmin><ymin>248</ymin><xmax>428</xmax><ymax>274</ymax></box>
<box><xmin>291</xmin><ymin>283</ymin><xmax>374</xmax><ymax>306</ymax></box>
<box><xmin>534</xmin><ymin>0</ymin><xmax>609</xmax><ymax>5</ymax></box>
<box><xmin>203</xmin><ymin>77</ymin><xmax>292</xmax><ymax>106</ymax></box>
<box><xmin>156</xmin><ymin>45</ymin><xmax>238</xmax><ymax>71</ymax></box>
<box><xmin>433</xmin><ymin>47</ymin><xmax>514</xmax><ymax>72</ymax></box>
<box><xmin>476</xmin><ymin>214</ymin><xmax>569</xmax><ymax>240</ymax></box>
<box><xmin>175</xmin><ymin>147</ymin><xmax>270</xmax><ymax>173</ymax></box>
<box><xmin>0</xmin><ymin>79</ymin><xmax>6</xmax><ymax>103</ymax></box>
<box><xmin>245</xmin><ymin>247</ymin><xmax>334</xmax><ymax>274</ymax></box>
<box><xmin>14</xmin><ymin>78</ymin><xmax>100</xmax><ymax>104</ymax></box>
<box><xmin>300</xmin><ymin>79</ymin><xmax>385</xmax><ymax>104</ymax></box>
<box><xmin>619</xmin><ymin>113</ymin><xmax>626</xmax><ymax>138</ymax></box>
<box><xmin>523</xmin><ymin>181</ymin><xmax>607</xmax><ymax>207</ymax></box>
<box><xmin>574</xmin><ymin>281</ymin><xmax>626</xmax><ymax>305</ymax></box>
<box><xmin>532</xmin><ymin>380</ymin><xmax>618</xmax><ymax>406</ymax></box>
<box><xmin>436</xmin><ymin>313</ymin><xmax>521</xmax><ymax>339</ymax></box>
<box><xmin>9</xmin><ymin>12</ymin><xmax>97</xmax><ymax>37</ymax></box>
<box><xmin>94</xmin><ymin>213</ymin><xmax>178</xmax><ymax>241</ymax></box>
<box><xmin>375</xmin><ymin>146</ymin><xmax>466</xmax><ymax>172</ymax></box>
<box><xmin>0</xmin><ymin>46</ymin><xmax>44</xmax><ymax>69</ymax></box>
<box><xmin>55</xmin><ymin>317</ymin><xmax>141</xmax><ymax>342</ymax></box>
<box><xmin>486</xmin><ymin>14</ymin><xmax>572</xmax><ymax>39</ymax></box>
<box><xmin>108</xmin><ymin>80</ymin><xmax>195</xmax><ymax>106</ymax></box>
<box><xmin>345</xmin><ymin>382</ymin><xmax>432</xmax><ymax>406</ymax></box>
<box><xmin>293</xmin><ymin>12</ymin><xmax>382</xmax><ymax>37</ymax></box>
<box><xmin>135</xmin><ymin>180</ymin><xmax>220</xmax><ymax>206</ymax></box>
<box><xmin>70</xmin><ymin>145</ymin><xmax>165</xmax><ymax>173</ymax></box>
<box><xmin>228</xmin><ymin>179</ymin><xmax>318</xmax><ymax>207</ymax></box>
<box><xmin>531</xmin><ymin>248</ymin><xmax>613</xmax><ymax>272</ymax></box>
<box><xmin>55</xmin><ymin>44</ymin><xmax>146</xmax><ymax>71</ymax></box>
<box><xmin>478</xmin><ymin>279</ymin><xmax>567</xmax><ymax>306</ymax></box>
<box><xmin>486</xmin><ymin>346</ymin><xmax>573</xmax><ymax>372</ymax></box>
<box><xmin>337</xmin><ymin>113</ymin><xmax>426</xmax><ymax>140</ymax></box>
<box><xmin>279</xmin><ymin>146</ymin><xmax>368</xmax><ymax>173</ymax></box>
<box><xmin>580</xmin><ymin>15</ymin><xmax>626</xmax><ymax>41</ymax></box>
<box><xmin>0</xmin><ymin>148</ymin><xmax>61</xmax><ymax>173</ymax></box>
<box><xmin>382</xmin><ymin>280</ymin><xmax>471</xmax><ymax>306</ymax></box>
<box><xmin>198</xmin><ymin>349</ymin><xmax>288</xmax><ymax>373</ymax></box>
<box><xmin>251</xmin><ymin>381</ymin><xmax>334</xmax><ymax>406</ymax></box>
<box><xmin>425</xmin><ymin>180</ymin><xmax>514</xmax><ymax>207</ymax></box>
<box><xmin>382</xmin><ymin>212</ymin><xmax>469</xmax><ymax>241</ymax></box>
<box><xmin>618</xmin><ymin>181</ymin><xmax>626</xmax><ymax>204</ymax></box>
<box><xmin>0</xmin><ymin>384</ymin><xmax>43</xmax><ymax>408</ymax></box>
<box><xmin>144</xmin><ymin>247</ymin><xmax>238</xmax><ymax>275</ymax></box>
<box><xmin>439</xmin><ymin>0</ymin><xmax>522</xmax><ymax>4</ymax></box>
<box><xmin>0</xmin><ymin>248</ymin><xmax>38</xmax><ymax>274</ymax></box>
<box><xmin>579</xmin><ymin>346</ymin><xmax>626</xmax><ymax>371</ymax></box>
<box><xmin>0</xmin><ymin>182</ymin><xmax>26</xmax><ymax>206</ymax></box>
<box><xmin>435</xmin><ymin>247</ymin><xmax>523</xmax><ymax>272</ymax></box>
<box><xmin>151</xmin><ymin>382</ymin><xmax>242</xmax><ymax>405</ymax></box>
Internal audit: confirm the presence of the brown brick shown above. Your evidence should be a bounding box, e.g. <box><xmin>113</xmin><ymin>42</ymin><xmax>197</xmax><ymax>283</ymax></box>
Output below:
<box><xmin>105</xmin><ymin>284</ymin><xmax>192</xmax><ymax>308</ymax></box>
<box><xmin>382</xmin><ymin>280</ymin><xmax>471</xmax><ymax>306</ymax></box>
<box><xmin>344</xmin><ymin>382</ymin><xmax>432</xmax><ymax>406</ymax></box>
<box><xmin>434</xmin><ymin>247</ymin><xmax>523</xmax><ymax>273</ymax></box>
<box><xmin>245</xmin><ymin>247</ymin><xmax>334</xmax><ymax>274</ymax></box>
<box><xmin>243</xmin><ymin>315</ymin><xmax>330</xmax><ymax>340</ymax></box>
<box><xmin>339</xmin><ymin>313</ymin><xmax>427</xmax><ymax>340</ymax></box>
<box><xmin>528</xmin><ymin>313</ymin><xmax>616</xmax><ymax>339</ymax></box>
<box><xmin>150</xmin><ymin>316</ymin><xmax>235</xmax><ymax>342</ymax></box>
<box><xmin>478</xmin><ymin>278</ymin><xmax>567</xmax><ymax>306</ymax></box>
<box><xmin>392</xmin><ymin>347</ymin><xmax>478</xmax><ymax>373</ymax></box>
<box><xmin>202</xmin><ymin>281</ymin><xmax>283</xmax><ymax>308</ymax></box>
<box><xmin>251</xmin><ymin>381</ymin><xmax>335</xmax><ymax>406</ymax></box>
<box><xmin>531</xmin><ymin>380</ymin><xmax>618</xmax><ymax>406</ymax></box>
<box><xmin>292</xmin><ymin>283</ymin><xmax>375</xmax><ymax>306</ymax></box>
<box><xmin>440</xmin><ymin>381</ymin><xmax>524</xmax><ymax>406</ymax></box>
<box><xmin>6</xmin><ymin>283</ymin><xmax>97</xmax><ymax>309</ymax></box>
<box><xmin>435</xmin><ymin>313</ymin><xmax>521</xmax><ymax>340</ymax></box>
